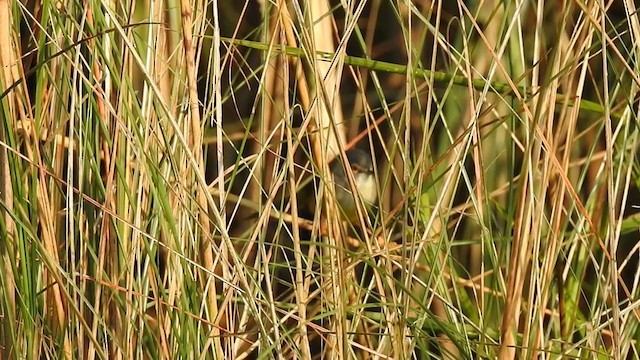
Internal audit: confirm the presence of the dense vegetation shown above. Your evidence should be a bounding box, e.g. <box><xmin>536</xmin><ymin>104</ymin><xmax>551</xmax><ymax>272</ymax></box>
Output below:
<box><xmin>1</xmin><ymin>0</ymin><xmax>639</xmax><ymax>358</ymax></box>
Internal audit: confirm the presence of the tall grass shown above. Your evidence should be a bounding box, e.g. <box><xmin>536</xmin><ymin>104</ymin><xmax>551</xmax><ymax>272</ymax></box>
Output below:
<box><xmin>1</xmin><ymin>0</ymin><xmax>639</xmax><ymax>358</ymax></box>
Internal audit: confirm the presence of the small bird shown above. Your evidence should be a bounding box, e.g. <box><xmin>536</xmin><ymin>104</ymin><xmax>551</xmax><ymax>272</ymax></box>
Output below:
<box><xmin>330</xmin><ymin>149</ymin><xmax>377</xmax><ymax>224</ymax></box>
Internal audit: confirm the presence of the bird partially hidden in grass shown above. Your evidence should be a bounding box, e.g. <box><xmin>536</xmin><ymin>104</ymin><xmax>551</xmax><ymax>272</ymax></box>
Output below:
<box><xmin>329</xmin><ymin>148</ymin><xmax>378</xmax><ymax>225</ymax></box>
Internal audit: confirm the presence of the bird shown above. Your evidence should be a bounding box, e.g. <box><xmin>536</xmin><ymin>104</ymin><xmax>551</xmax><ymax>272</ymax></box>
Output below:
<box><xmin>330</xmin><ymin>148</ymin><xmax>377</xmax><ymax>224</ymax></box>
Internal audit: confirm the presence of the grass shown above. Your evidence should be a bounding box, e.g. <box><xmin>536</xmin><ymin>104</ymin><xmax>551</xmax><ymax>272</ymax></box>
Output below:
<box><xmin>1</xmin><ymin>0</ymin><xmax>639</xmax><ymax>359</ymax></box>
